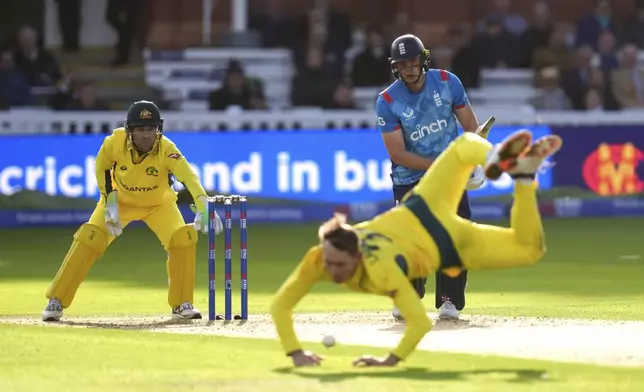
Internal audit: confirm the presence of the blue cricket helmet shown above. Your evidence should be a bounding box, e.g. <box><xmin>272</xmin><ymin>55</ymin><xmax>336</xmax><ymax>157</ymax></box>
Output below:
<box><xmin>388</xmin><ymin>34</ymin><xmax>431</xmax><ymax>80</ymax></box>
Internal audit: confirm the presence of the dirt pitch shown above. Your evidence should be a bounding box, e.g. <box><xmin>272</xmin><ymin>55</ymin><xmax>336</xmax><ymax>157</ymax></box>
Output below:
<box><xmin>2</xmin><ymin>311</ymin><xmax>644</xmax><ymax>368</ymax></box>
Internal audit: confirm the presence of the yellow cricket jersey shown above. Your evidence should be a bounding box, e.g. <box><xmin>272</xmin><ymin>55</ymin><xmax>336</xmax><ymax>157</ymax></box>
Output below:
<box><xmin>270</xmin><ymin>205</ymin><xmax>442</xmax><ymax>360</ymax></box>
<box><xmin>95</xmin><ymin>128</ymin><xmax>206</xmax><ymax>207</ymax></box>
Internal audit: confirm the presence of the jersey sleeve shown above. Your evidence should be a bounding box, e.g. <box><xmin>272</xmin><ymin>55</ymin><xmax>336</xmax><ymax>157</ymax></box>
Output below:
<box><xmin>375</xmin><ymin>94</ymin><xmax>400</xmax><ymax>134</ymax></box>
<box><xmin>95</xmin><ymin>135</ymin><xmax>115</xmax><ymax>201</ymax></box>
<box><xmin>270</xmin><ymin>245</ymin><xmax>327</xmax><ymax>355</ymax></box>
<box><xmin>163</xmin><ymin>140</ymin><xmax>207</xmax><ymax>201</ymax></box>
<box><xmin>447</xmin><ymin>71</ymin><xmax>469</xmax><ymax>109</ymax></box>
<box><xmin>363</xmin><ymin>242</ymin><xmax>432</xmax><ymax>360</ymax></box>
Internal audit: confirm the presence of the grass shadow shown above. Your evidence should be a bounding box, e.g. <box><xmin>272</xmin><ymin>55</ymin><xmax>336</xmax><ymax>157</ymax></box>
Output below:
<box><xmin>53</xmin><ymin>317</ymin><xmax>251</xmax><ymax>330</ymax></box>
<box><xmin>273</xmin><ymin>366</ymin><xmax>549</xmax><ymax>384</ymax></box>
<box><xmin>378</xmin><ymin>318</ymin><xmax>490</xmax><ymax>333</ymax></box>
<box><xmin>57</xmin><ymin>318</ymin><xmax>199</xmax><ymax>330</ymax></box>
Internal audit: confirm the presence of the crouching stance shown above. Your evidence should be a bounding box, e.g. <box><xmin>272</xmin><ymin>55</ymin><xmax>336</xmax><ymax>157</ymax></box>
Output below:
<box><xmin>42</xmin><ymin>101</ymin><xmax>223</xmax><ymax>321</ymax></box>
<box><xmin>270</xmin><ymin>124</ymin><xmax>562</xmax><ymax>367</ymax></box>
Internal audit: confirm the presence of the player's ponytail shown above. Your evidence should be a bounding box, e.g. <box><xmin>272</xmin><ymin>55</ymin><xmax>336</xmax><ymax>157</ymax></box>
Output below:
<box><xmin>318</xmin><ymin>213</ymin><xmax>359</xmax><ymax>255</ymax></box>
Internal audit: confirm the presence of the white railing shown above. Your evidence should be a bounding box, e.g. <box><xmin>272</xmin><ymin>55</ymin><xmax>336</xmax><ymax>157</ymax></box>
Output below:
<box><xmin>1</xmin><ymin>108</ymin><xmax>644</xmax><ymax>135</ymax></box>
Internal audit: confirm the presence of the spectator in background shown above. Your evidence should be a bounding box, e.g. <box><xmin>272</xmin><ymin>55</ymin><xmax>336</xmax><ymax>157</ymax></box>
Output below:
<box><xmin>350</xmin><ymin>26</ymin><xmax>391</xmax><ymax>87</ymax></box>
<box><xmin>519</xmin><ymin>0</ymin><xmax>553</xmax><ymax>68</ymax></box>
<box><xmin>55</xmin><ymin>0</ymin><xmax>81</xmax><ymax>53</ymax></box>
<box><xmin>587</xmin><ymin>66</ymin><xmax>620</xmax><ymax>110</ymax></box>
<box><xmin>585</xmin><ymin>88</ymin><xmax>605</xmax><ymax>111</ymax></box>
<box><xmin>51</xmin><ymin>77</ymin><xmax>109</xmax><ymax>110</ymax></box>
<box><xmin>621</xmin><ymin>1</ymin><xmax>644</xmax><ymax>48</ymax></box>
<box><xmin>387</xmin><ymin>13</ymin><xmax>411</xmax><ymax>44</ymax></box>
<box><xmin>248</xmin><ymin>0</ymin><xmax>294</xmax><ymax>48</ymax></box>
<box><xmin>447</xmin><ymin>26</ymin><xmax>480</xmax><ymax>89</ymax></box>
<box><xmin>560</xmin><ymin>45</ymin><xmax>599</xmax><ymax>110</ymax></box>
<box><xmin>479</xmin><ymin>0</ymin><xmax>528</xmax><ymax>36</ymax></box>
<box><xmin>596</xmin><ymin>31</ymin><xmax>619</xmax><ymax>70</ymax></box>
<box><xmin>323</xmin><ymin>81</ymin><xmax>358</xmax><ymax>109</ymax></box>
<box><xmin>295</xmin><ymin>5</ymin><xmax>352</xmax><ymax>77</ymax></box>
<box><xmin>610</xmin><ymin>43</ymin><xmax>644</xmax><ymax>109</ymax></box>
<box><xmin>0</xmin><ymin>50</ymin><xmax>32</xmax><ymax>109</ymax></box>
<box><xmin>532</xmin><ymin>25</ymin><xmax>576</xmax><ymax>75</ymax></box>
<box><xmin>13</xmin><ymin>25</ymin><xmax>61</xmax><ymax>87</ymax></box>
<box><xmin>291</xmin><ymin>46</ymin><xmax>337</xmax><ymax>107</ymax></box>
<box><xmin>208</xmin><ymin>60</ymin><xmax>265</xmax><ymax>111</ymax></box>
<box><xmin>472</xmin><ymin>15</ymin><xmax>519</xmax><ymax>68</ymax></box>
<box><xmin>529</xmin><ymin>66</ymin><xmax>571</xmax><ymax>110</ymax></box>
<box><xmin>575</xmin><ymin>0</ymin><xmax>616</xmax><ymax>50</ymax></box>
<box><xmin>106</xmin><ymin>0</ymin><xmax>141</xmax><ymax>67</ymax></box>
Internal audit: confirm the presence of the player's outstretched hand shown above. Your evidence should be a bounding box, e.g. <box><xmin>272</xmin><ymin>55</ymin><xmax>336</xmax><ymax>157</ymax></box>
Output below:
<box><xmin>291</xmin><ymin>350</ymin><xmax>324</xmax><ymax>367</ymax></box>
<box><xmin>104</xmin><ymin>191</ymin><xmax>122</xmax><ymax>237</ymax></box>
<box><xmin>353</xmin><ymin>354</ymin><xmax>399</xmax><ymax>367</ymax></box>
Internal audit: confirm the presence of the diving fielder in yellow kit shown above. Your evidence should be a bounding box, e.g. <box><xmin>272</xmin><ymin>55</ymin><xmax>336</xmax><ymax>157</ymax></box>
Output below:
<box><xmin>42</xmin><ymin>100</ymin><xmax>223</xmax><ymax>322</ymax></box>
<box><xmin>270</xmin><ymin>119</ymin><xmax>563</xmax><ymax>367</ymax></box>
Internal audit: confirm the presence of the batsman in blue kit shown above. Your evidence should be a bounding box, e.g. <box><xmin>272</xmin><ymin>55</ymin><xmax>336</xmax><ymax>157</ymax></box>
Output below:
<box><xmin>375</xmin><ymin>34</ymin><xmax>487</xmax><ymax>320</ymax></box>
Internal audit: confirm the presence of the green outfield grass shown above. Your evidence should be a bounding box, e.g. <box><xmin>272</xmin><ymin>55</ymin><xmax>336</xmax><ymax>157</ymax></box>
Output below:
<box><xmin>1</xmin><ymin>217</ymin><xmax>643</xmax><ymax>320</ymax></box>
<box><xmin>1</xmin><ymin>217</ymin><xmax>643</xmax><ymax>391</ymax></box>
<box><xmin>1</xmin><ymin>323</ymin><xmax>643</xmax><ymax>392</ymax></box>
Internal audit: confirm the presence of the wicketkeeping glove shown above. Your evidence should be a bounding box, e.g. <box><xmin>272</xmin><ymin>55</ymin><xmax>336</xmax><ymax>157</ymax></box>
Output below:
<box><xmin>190</xmin><ymin>195</ymin><xmax>222</xmax><ymax>235</ymax></box>
<box><xmin>466</xmin><ymin>165</ymin><xmax>486</xmax><ymax>190</ymax></box>
<box><xmin>104</xmin><ymin>191</ymin><xmax>123</xmax><ymax>237</ymax></box>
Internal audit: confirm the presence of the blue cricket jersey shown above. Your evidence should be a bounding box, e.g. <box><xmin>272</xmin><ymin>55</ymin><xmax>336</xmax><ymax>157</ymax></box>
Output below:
<box><xmin>375</xmin><ymin>69</ymin><xmax>469</xmax><ymax>186</ymax></box>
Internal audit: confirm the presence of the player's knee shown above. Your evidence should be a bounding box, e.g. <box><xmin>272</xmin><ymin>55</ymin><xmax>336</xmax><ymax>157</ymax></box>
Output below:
<box><xmin>73</xmin><ymin>223</ymin><xmax>108</xmax><ymax>253</ymax></box>
<box><xmin>169</xmin><ymin>224</ymin><xmax>199</xmax><ymax>249</ymax></box>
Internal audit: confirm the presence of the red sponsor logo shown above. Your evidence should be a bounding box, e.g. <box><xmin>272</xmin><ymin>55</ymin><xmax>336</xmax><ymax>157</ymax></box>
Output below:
<box><xmin>168</xmin><ymin>153</ymin><xmax>181</xmax><ymax>159</ymax></box>
<box><xmin>582</xmin><ymin>143</ymin><xmax>644</xmax><ymax>196</ymax></box>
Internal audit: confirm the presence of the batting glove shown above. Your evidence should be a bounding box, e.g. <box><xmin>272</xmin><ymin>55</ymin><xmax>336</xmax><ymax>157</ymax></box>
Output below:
<box><xmin>104</xmin><ymin>191</ymin><xmax>123</xmax><ymax>237</ymax></box>
<box><xmin>466</xmin><ymin>165</ymin><xmax>486</xmax><ymax>190</ymax></box>
<box><xmin>191</xmin><ymin>195</ymin><xmax>222</xmax><ymax>235</ymax></box>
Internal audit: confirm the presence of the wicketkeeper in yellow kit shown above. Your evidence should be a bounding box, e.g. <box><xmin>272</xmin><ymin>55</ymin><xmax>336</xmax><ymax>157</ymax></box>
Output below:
<box><xmin>270</xmin><ymin>121</ymin><xmax>563</xmax><ymax>367</ymax></box>
<box><xmin>42</xmin><ymin>100</ymin><xmax>223</xmax><ymax>322</ymax></box>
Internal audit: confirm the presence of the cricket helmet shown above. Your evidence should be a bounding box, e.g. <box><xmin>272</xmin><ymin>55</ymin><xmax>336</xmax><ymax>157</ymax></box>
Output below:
<box><xmin>124</xmin><ymin>100</ymin><xmax>164</xmax><ymax>132</ymax></box>
<box><xmin>124</xmin><ymin>100</ymin><xmax>164</xmax><ymax>153</ymax></box>
<box><xmin>388</xmin><ymin>34</ymin><xmax>431</xmax><ymax>80</ymax></box>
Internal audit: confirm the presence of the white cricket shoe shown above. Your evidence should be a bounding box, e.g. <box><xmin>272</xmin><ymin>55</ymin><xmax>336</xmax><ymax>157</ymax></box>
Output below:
<box><xmin>42</xmin><ymin>298</ymin><xmax>63</xmax><ymax>322</ymax></box>
<box><xmin>172</xmin><ymin>302</ymin><xmax>202</xmax><ymax>319</ymax></box>
<box><xmin>508</xmin><ymin>135</ymin><xmax>563</xmax><ymax>179</ymax></box>
<box><xmin>438</xmin><ymin>300</ymin><xmax>460</xmax><ymax>319</ymax></box>
<box><xmin>484</xmin><ymin>129</ymin><xmax>533</xmax><ymax>181</ymax></box>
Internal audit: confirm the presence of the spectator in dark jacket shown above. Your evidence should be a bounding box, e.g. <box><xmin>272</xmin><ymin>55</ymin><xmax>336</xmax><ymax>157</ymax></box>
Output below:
<box><xmin>0</xmin><ymin>50</ymin><xmax>32</xmax><ymax>109</ymax></box>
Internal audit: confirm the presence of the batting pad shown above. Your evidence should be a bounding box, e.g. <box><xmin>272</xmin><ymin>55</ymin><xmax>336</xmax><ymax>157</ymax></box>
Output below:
<box><xmin>46</xmin><ymin>223</ymin><xmax>108</xmax><ymax>308</ymax></box>
<box><xmin>167</xmin><ymin>224</ymin><xmax>198</xmax><ymax>308</ymax></box>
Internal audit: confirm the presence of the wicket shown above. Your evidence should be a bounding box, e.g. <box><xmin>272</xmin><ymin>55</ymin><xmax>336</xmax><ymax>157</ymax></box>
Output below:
<box><xmin>207</xmin><ymin>195</ymin><xmax>248</xmax><ymax>321</ymax></box>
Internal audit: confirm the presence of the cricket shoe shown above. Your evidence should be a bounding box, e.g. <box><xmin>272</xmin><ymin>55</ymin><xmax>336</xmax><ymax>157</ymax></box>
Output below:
<box><xmin>483</xmin><ymin>129</ymin><xmax>533</xmax><ymax>181</ymax></box>
<box><xmin>42</xmin><ymin>298</ymin><xmax>63</xmax><ymax>322</ymax></box>
<box><xmin>172</xmin><ymin>302</ymin><xmax>202</xmax><ymax>319</ymax></box>
<box><xmin>438</xmin><ymin>300</ymin><xmax>460</xmax><ymax>320</ymax></box>
<box><xmin>507</xmin><ymin>135</ymin><xmax>563</xmax><ymax>180</ymax></box>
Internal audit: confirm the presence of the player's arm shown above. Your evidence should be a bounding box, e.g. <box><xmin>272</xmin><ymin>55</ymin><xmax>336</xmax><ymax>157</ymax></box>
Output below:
<box><xmin>164</xmin><ymin>143</ymin><xmax>207</xmax><ymax>201</ymax></box>
<box><xmin>95</xmin><ymin>135</ymin><xmax>116</xmax><ymax>202</ymax></box>
<box><xmin>376</xmin><ymin>96</ymin><xmax>434</xmax><ymax>171</ymax></box>
<box><xmin>370</xmin><ymin>252</ymin><xmax>432</xmax><ymax>363</ymax></box>
<box><xmin>448</xmin><ymin>71</ymin><xmax>479</xmax><ymax>133</ymax></box>
<box><xmin>388</xmin><ymin>272</ymin><xmax>433</xmax><ymax>360</ymax></box>
<box><xmin>270</xmin><ymin>246</ymin><xmax>325</xmax><ymax>356</ymax></box>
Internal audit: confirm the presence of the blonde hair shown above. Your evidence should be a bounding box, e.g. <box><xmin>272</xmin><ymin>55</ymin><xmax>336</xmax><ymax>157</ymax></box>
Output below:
<box><xmin>318</xmin><ymin>213</ymin><xmax>348</xmax><ymax>240</ymax></box>
<box><xmin>317</xmin><ymin>213</ymin><xmax>359</xmax><ymax>255</ymax></box>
